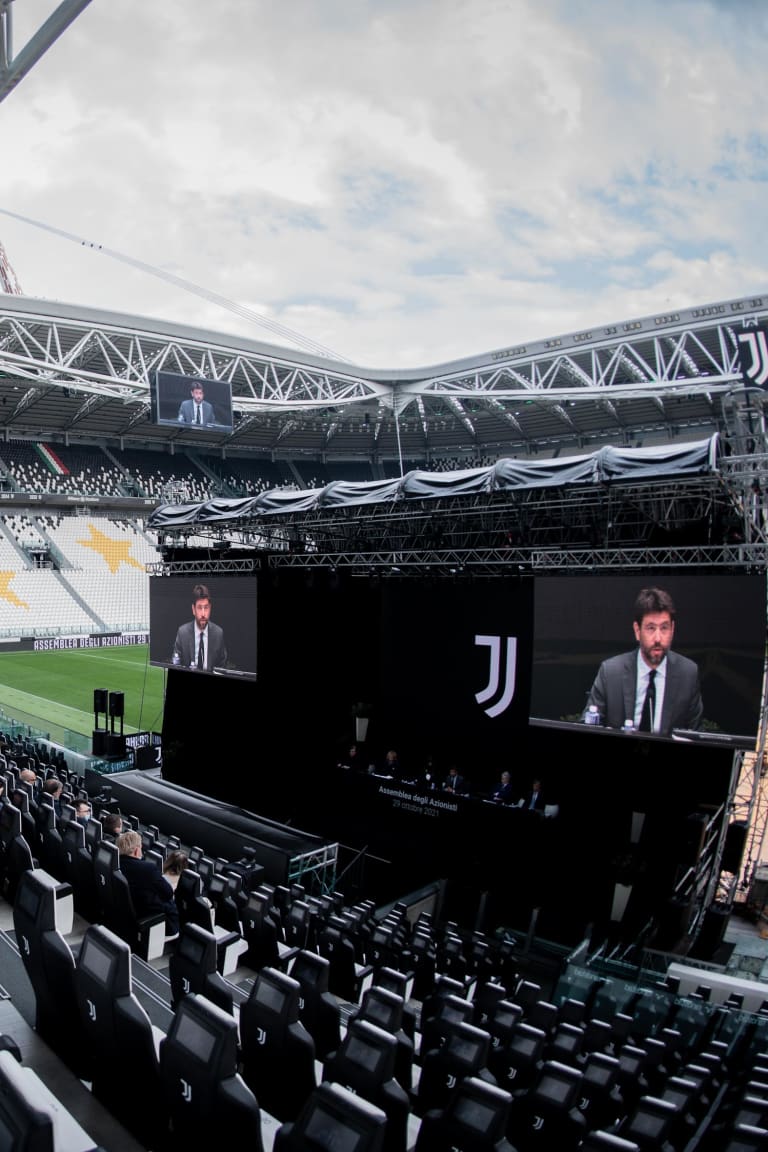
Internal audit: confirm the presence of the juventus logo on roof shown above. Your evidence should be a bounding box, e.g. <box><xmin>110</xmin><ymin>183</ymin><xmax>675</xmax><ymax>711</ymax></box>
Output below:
<box><xmin>737</xmin><ymin>321</ymin><xmax>768</xmax><ymax>389</ymax></box>
<box><xmin>475</xmin><ymin>635</ymin><xmax>517</xmax><ymax>717</ymax></box>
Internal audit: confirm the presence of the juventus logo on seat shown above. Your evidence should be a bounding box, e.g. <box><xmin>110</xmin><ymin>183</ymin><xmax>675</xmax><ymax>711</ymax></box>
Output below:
<box><xmin>737</xmin><ymin>323</ymin><xmax>768</xmax><ymax>388</ymax></box>
<box><xmin>475</xmin><ymin>635</ymin><xmax>517</xmax><ymax>717</ymax></box>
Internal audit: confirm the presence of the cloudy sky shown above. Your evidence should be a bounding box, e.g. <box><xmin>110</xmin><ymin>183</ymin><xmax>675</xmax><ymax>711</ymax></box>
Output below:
<box><xmin>1</xmin><ymin>0</ymin><xmax>766</xmax><ymax>369</ymax></box>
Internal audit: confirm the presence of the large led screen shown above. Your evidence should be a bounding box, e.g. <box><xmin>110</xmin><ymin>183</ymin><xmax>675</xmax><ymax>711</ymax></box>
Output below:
<box><xmin>151</xmin><ymin>370</ymin><xmax>234</xmax><ymax>433</ymax></box>
<box><xmin>531</xmin><ymin>572</ymin><xmax>766</xmax><ymax>742</ymax></box>
<box><xmin>149</xmin><ymin>575</ymin><xmax>257</xmax><ymax>681</ymax></box>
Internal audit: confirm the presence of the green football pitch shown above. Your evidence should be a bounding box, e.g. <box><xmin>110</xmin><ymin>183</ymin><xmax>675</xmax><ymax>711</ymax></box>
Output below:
<box><xmin>0</xmin><ymin>645</ymin><xmax>165</xmax><ymax>745</ymax></box>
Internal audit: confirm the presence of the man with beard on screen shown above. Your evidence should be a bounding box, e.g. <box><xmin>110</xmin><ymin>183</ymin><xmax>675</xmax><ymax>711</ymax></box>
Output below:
<box><xmin>171</xmin><ymin>582</ymin><xmax>228</xmax><ymax>673</ymax></box>
<box><xmin>584</xmin><ymin>586</ymin><xmax>703</xmax><ymax>736</ymax></box>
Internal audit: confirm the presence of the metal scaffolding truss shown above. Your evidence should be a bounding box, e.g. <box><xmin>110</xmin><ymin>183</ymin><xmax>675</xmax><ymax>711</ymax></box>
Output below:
<box><xmin>146</xmin><ymin>557</ymin><xmax>258</xmax><ymax>577</ymax></box>
<box><xmin>261</xmin><ymin>543</ymin><xmax>768</xmax><ymax>574</ymax></box>
<box><xmin>0</xmin><ymin>0</ymin><xmax>92</xmax><ymax>106</ymax></box>
<box><xmin>152</xmin><ymin>470</ymin><xmax>744</xmax><ymax>564</ymax></box>
<box><xmin>0</xmin><ymin>292</ymin><xmax>765</xmax><ymax>457</ymax></box>
<box><xmin>288</xmin><ymin>842</ymin><xmax>339</xmax><ymax>895</ymax></box>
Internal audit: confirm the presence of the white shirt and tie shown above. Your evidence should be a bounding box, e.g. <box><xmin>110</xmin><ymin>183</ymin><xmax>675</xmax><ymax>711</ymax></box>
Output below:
<box><xmin>635</xmin><ymin>653</ymin><xmax>666</xmax><ymax>732</ymax></box>
<box><xmin>196</xmin><ymin>627</ymin><xmax>207</xmax><ymax>670</ymax></box>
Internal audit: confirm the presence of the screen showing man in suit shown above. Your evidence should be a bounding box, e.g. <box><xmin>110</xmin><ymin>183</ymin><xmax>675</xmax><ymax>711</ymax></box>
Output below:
<box><xmin>149</xmin><ymin>574</ymin><xmax>258</xmax><ymax>680</ymax></box>
<box><xmin>583</xmin><ymin>586</ymin><xmax>703</xmax><ymax>736</ymax></box>
<box><xmin>178</xmin><ymin>382</ymin><xmax>215</xmax><ymax>427</ymax></box>
<box><xmin>171</xmin><ymin>583</ymin><xmax>228</xmax><ymax>672</ymax></box>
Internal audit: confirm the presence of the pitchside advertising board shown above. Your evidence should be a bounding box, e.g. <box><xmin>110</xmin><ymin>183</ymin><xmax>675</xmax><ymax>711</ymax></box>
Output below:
<box><xmin>0</xmin><ymin>632</ymin><xmax>149</xmax><ymax>653</ymax></box>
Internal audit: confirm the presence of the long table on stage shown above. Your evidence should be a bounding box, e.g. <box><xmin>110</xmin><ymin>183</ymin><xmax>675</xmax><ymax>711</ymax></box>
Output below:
<box><xmin>329</xmin><ymin>769</ymin><xmax>565</xmax><ymax>926</ymax></box>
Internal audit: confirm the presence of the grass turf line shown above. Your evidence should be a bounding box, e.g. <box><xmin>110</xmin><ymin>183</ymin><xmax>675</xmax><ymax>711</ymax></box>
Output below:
<box><xmin>0</xmin><ymin>645</ymin><xmax>165</xmax><ymax>737</ymax></box>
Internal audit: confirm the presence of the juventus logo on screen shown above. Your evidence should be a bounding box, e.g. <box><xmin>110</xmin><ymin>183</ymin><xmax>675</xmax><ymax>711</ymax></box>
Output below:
<box><xmin>737</xmin><ymin>322</ymin><xmax>768</xmax><ymax>389</ymax></box>
<box><xmin>474</xmin><ymin>634</ymin><xmax>517</xmax><ymax>717</ymax></box>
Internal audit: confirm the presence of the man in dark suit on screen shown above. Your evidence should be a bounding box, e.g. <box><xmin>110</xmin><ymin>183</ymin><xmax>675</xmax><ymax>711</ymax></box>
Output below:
<box><xmin>177</xmin><ymin>381</ymin><xmax>216</xmax><ymax>426</ymax></box>
<box><xmin>171</xmin><ymin>582</ymin><xmax>228</xmax><ymax>672</ymax></box>
<box><xmin>584</xmin><ymin>586</ymin><xmax>703</xmax><ymax>736</ymax></box>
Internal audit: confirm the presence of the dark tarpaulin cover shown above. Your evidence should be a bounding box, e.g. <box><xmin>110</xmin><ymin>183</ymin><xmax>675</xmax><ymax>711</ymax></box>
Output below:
<box><xmin>147</xmin><ymin>434</ymin><xmax>719</xmax><ymax>529</ymax></box>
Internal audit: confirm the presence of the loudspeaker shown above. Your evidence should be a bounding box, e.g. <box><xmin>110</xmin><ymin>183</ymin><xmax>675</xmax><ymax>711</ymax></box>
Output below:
<box><xmin>108</xmin><ymin>691</ymin><xmax>125</xmax><ymax>718</ymax></box>
<box><xmin>689</xmin><ymin>903</ymin><xmax>730</xmax><ymax>962</ymax></box>
<box><xmin>93</xmin><ymin>688</ymin><xmax>108</xmax><ymax>713</ymax></box>
<box><xmin>722</xmin><ymin>820</ymin><xmax>748</xmax><ymax>875</ymax></box>
<box><xmin>92</xmin><ymin>729</ymin><xmax>108</xmax><ymax>756</ymax></box>
<box><xmin>652</xmin><ymin>895</ymin><xmax>692</xmax><ymax>952</ymax></box>
<box><xmin>105</xmin><ymin>733</ymin><xmax>126</xmax><ymax>759</ymax></box>
<box><xmin>679</xmin><ymin>812</ymin><xmax>708</xmax><ymax>866</ymax></box>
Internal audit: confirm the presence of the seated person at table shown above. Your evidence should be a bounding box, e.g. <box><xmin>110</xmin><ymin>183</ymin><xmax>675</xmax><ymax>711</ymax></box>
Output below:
<box><xmin>491</xmin><ymin>770</ymin><xmax>514</xmax><ymax>804</ymax></box>
<box><xmin>379</xmin><ymin>749</ymin><xmax>403</xmax><ymax>779</ymax></box>
<box><xmin>518</xmin><ymin>776</ymin><xmax>545</xmax><ymax>812</ymax></box>
<box><xmin>442</xmin><ymin>765</ymin><xmax>469</xmax><ymax>795</ymax></box>
<box><xmin>337</xmin><ymin>743</ymin><xmax>366</xmax><ymax>771</ymax></box>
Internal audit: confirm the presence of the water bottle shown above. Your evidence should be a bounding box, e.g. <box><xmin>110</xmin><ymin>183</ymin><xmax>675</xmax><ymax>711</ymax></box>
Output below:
<box><xmin>584</xmin><ymin>704</ymin><xmax>602</xmax><ymax>726</ymax></box>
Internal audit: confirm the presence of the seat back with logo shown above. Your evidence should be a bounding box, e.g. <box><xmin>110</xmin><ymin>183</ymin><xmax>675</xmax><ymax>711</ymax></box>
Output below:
<box><xmin>175</xmin><ymin>868</ymin><xmax>215</xmax><ymax>933</ymax></box>
<box><xmin>239</xmin><ymin>966</ymin><xmax>317</xmax><ymax>1122</ymax></box>
<box><xmin>13</xmin><ymin>868</ymin><xmax>90</xmax><ymax>1078</ymax></box>
<box><xmin>416</xmin><ymin>1020</ymin><xmax>494</xmax><ymax>1117</ymax></box>
<box><xmin>75</xmin><ymin>923</ymin><xmax>168</xmax><ymax>1145</ymax></box>
<box><xmin>274</xmin><ymin>1081</ymin><xmax>386</xmax><ymax>1152</ymax></box>
<box><xmin>159</xmin><ymin>993</ymin><xmax>263</xmax><ymax>1149</ymax></box>
<box><xmin>414</xmin><ymin>1075</ymin><xmax>515</xmax><ymax>1152</ymax></box>
<box><xmin>289</xmin><ymin>949</ymin><xmax>342</xmax><ymax>1060</ymax></box>
<box><xmin>169</xmin><ymin>923</ymin><xmax>238</xmax><ymax>1016</ymax></box>
<box><xmin>322</xmin><ymin>1019</ymin><xmax>410</xmax><ymax>1152</ymax></box>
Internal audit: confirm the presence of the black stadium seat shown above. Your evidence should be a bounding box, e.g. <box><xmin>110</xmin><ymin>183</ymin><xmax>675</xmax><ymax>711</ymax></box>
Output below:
<box><xmin>74</xmin><ymin>923</ymin><xmax>168</xmax><ymax>1145</ymax></box>
<box><xmin>159</xmin><ymin>993</ymin><xmax>264</xmax><ymax>1150</ymax></box>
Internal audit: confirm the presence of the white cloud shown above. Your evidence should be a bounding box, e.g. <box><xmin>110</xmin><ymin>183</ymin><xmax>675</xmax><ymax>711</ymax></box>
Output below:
<box><xmin>1</xmin><ymin>0</ymin><xmax>766</xmax><ymax>367</ymax></box>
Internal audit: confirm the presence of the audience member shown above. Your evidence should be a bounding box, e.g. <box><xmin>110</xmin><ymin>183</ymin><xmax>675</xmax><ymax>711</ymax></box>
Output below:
<box><xmin>42</xmin><ymin>777</ymin><xmax>64</xmax><ymax>819</ymax></box>
<box><xmin>101</xmin><ymin>811</ymin><xmax>124</xmax><ymax>842</ymax></box>
<box><xmin>18</xmin><ymin>768</ymin><xmax>39</xmax><ymax>798</ymax></box>
<box><xmin>162</xmin><ymin>850</ymin><xmax>189</xmax><ymax>891</ymax></box>
<box><xmin>74</xmin><ymin>799</ymin><xmax>91</xmax><ymax>826</ymax></box>
<box><xmin>117</xmin><ymin>829</ymin><xmax>179</xmax><ymax>935</ymax></box>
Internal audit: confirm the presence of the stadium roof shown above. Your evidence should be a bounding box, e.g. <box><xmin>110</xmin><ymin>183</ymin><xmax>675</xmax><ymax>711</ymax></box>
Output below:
<box><xmin>0</xmin><ymin>290</ymin><xmax>765</xmax><ymax>462</ymax></box>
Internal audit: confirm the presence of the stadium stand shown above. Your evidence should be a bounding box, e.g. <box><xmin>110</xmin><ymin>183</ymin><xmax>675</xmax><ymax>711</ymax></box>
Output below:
<box><xmin>4</xmin><ymin>795</ymin><xmax>768</xmax><ymax>1152</ymax></box>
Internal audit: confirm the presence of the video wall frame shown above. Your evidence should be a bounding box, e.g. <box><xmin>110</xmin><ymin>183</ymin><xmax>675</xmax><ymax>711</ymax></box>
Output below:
<box><xmin>149</xmin><ymin>574</ymin><xmax>257</xmax><ymax>681</ymax></box>
<box><xmin>151</xmin><ymin>369</ymin><xmax>234</xmax><ymax>433</ymax></box>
